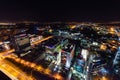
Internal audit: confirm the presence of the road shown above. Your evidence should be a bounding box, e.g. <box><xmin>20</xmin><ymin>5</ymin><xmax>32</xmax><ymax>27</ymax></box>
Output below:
<box><xmin>0</xmin><ymin>51</ymin><xmax>34</xmax><ymax>80</ymax></box>
<box><xmin>86</xmin><ymin>54</ymin><xmax>95</xmax><ymax>80</ymax></box>
<box><xmin>0</xmin><ymin>36</ymin><xmax>54</xmax><ymax>80</ymax></box>
<box><xmin>0</xmin><ymin>60</ymin><xmax>34</xmax><ymax>80</ymax></box>
<box><xmin>32</xmin><ymin>36</ymin><xmax>53</xmax><ymax>45</ymax></box>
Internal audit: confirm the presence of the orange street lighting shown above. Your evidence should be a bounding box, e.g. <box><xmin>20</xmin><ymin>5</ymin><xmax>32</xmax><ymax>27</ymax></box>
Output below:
<box><xmin>25</xmin><ymin>61</ymin><xmax>30</xmax><ymax>65</ymax></box>
<box><xmin>44</xmin><ymin>68</ymin><xmax>51</xmax><ymax>75</ymax></box>
<box><xmin>70</xmin><ymin>25</ymin><xmax>76</xmax><ymax>29</ymax></box>
<box><xmin>33</xmin><ymin>36</ymin><xmax>53</xmax><ymax>45</ymax></box>
<box><xmin>0</xmin><ymin>49</ymin><xmax>15</xmax><ymax>54</ymax></box>
<box><xmin>36</xmin><ymin>66</ymin><xmax>43</xmax><ymax>71</ymax></box>
<box><xmin>30</xmin><ymin>63</ymin><xmax>36</xmax><ymax>68</ymax></box>
<box><xmin>15</xmin><ymin>58</ymin><xmax>21</xmax><ymax>62</ymax></box>
<box><xmin>109</xmin><ymin>27</ymin><xmax>115</xmax><ymax>34</ymax></box>
<box><xmin>49</xmin><ymin>29</ymin><xmax>53</xmax><ymax>32</ymax></box>
<box><xmin>110</xmin><ymin>27</ymin><xmax>114</xmax><ymax>32</ymax></box>
<box><xmin>100</xmin><ymin>44</ymin><xmax>107</xmax><ymax>50</ymax></box>
<box><xmin>102</xmin><ymin>76</ymin><xmax>108</xmax><ymax>80</ymax></box>
<box><xmin>20</xmin><ymin>60</ymin><xmax>25</xmax><ymax>64</ymax></box>
<box><xmin>53</xmin><ymin>73</ymin><xmax>63</xmax><ymax>80</ymax></box>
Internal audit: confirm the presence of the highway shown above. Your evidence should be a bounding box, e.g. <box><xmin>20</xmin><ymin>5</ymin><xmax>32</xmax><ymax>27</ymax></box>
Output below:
<box><xmin>0</xmin><ymin>60</ymin><xmax>34</xmax><ymax>80</ymax></box>
<box><xmin>0</xmin><ymin>51</ymin><xmax>34</xmax><ymax>80</ymax></box>
<box><xmin>0</xmin><ymin>36</ymin><xmax>54</xmax><ymax>80</ymax></box>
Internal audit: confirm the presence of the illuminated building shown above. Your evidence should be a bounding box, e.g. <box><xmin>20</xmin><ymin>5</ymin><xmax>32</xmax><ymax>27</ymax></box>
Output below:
<box><xmin>11</xmin><ymin>33</ymin><xmax>31</xmax><ymax>57</ymax></box>
<box><xmin>81</xmin><ymin>49</ymin><xmax>89</xmax><ymax>61</ymax></box>
<box><xmin>56</xmin><ymin>51</ymin><xmax>61</xmax><ymax>65</ymax></box>
<box><xmin>113</xmin><ymin>47</ymin><xmax>120</xmax><ymax>66</ymax></box>
<box><xmin>65</xmin><ymin>45</ymin><xmax>75</xmax><ymax>68</ymax></box>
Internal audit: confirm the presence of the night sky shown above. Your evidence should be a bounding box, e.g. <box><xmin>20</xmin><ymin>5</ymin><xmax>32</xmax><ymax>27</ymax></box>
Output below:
<box><xmin>0</xmin><ymin>0</ymin><xmax>120</xmax><ymax>22</ymax></box>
